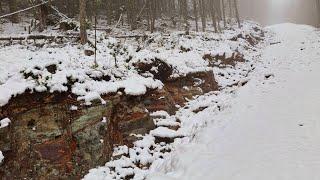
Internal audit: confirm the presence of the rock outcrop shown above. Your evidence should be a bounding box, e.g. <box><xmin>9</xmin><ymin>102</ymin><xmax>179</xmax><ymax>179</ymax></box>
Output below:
<box><xmin>0</xmin><ymin>70</ymin><xmax>218</xmax><ymax>179</ymax></box>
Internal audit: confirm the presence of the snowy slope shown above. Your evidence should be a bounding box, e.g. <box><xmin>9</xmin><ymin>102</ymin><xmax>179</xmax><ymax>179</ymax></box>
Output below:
<box><xmin>0</xmin><ymin>21</ymin><xmax>261</xmax><ymax>107</ymax></box>
<box><xmin>147</xmin><ymin>23</ymin><xmax>320</xmax><ymax>180</ymax></box>
<box><xmin>83</xmin><ymin>25</ymin><xmax>265</xmax><ymax>180</ymax></box>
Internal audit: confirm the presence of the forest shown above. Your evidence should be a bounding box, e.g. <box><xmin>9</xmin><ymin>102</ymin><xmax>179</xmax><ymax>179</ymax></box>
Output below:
<box><xmin>0</xmin><ymin>0</ymin><xmax>241</xmax><ymax>41</ymax></box>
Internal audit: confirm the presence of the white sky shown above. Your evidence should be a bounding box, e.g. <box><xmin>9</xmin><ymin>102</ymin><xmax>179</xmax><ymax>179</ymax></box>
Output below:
<box><xmin>239</xmin><ymin>0</ymin><xmax>319</xmax><ymax>26</ymax></box>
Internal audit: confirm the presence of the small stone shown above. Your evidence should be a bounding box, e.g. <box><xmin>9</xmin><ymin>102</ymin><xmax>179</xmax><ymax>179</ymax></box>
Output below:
<box><xmin>84</xmin><ymin>50</ymin><xmax>94</xmax><ymax>56</ymax></box>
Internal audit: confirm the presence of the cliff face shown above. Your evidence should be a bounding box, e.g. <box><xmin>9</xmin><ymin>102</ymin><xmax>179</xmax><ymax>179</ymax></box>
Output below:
<box><xmin>0</xmin><ymin>71</ymin><xmax>218</xmax><ymax>179</ymax></box>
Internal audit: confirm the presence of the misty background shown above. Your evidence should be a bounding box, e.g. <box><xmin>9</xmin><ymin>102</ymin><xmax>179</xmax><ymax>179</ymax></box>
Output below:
<box><xmin>239</xmin><ymin>0</ymin><xmax>320</xmax><ymax>27</ymax></box>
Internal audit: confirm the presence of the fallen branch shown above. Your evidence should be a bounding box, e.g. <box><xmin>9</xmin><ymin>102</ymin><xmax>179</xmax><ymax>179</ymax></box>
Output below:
<box><xmin>114</xmin><ymin>35</ymin><xmax>149</xmax><ymax>39</ymax></box>
<box><xmin>49</xmin><ymin>5</ymin><xmax>70</xmax><ymax>20</ymax></box>
<box><xmin>0</xmin><ymin>35</ymin><xmax>78</xmax><ymax>41</ymax></box>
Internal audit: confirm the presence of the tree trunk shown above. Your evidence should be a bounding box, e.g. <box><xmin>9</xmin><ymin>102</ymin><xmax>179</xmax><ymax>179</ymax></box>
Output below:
<box><xmin>316</xmin><ymin>0</ymin><xmax>320</xmax><ymax>27</ymax></box>
<box><xmin>128</xmin><ymin>0</ymin><xmax>137</xmax><ymax>30</ymax></box>
<box><xmin>216</xmin><ymin>0</ymin><xmax>222</xmax><ymax>21</ymax></box>
<box><xmin>150</xmin><ymin>0</ymin><xmax>156</xmax><ymax>33</ymax></box>
<box><xmin>193</xmin><ymin>0</ymin><xmax>199</xmax><ymax>32</ymax></box>
<box><xmin>228</xmin><ymin>0</ymin><xmax>233</xmax><ymax>23</ymax></box>
<box><xmin>80</xmin><ymin>0</ymin><xmax>88</xmax><ymax>44</ymax></box>
<box><xmin>209</xmin><ymin>0</ymin><xmax>218</xmax><ymax>33</ymax></box>
<box><xmin>106</xmin><ymin>0</ymin><xmax>112</xmax><ymax>25</ymax></box>
<box><xmin>233</xmin><ymin>0</ymin><xmax>241</xmax><ymax>28</ymax></box>
<box><xmin>8</xmin><ymin>0</ymin><xmax>19</xmax><ymax>23</ymax></box>
<box><xmin>199</xmin><ymin>0</ymin><xmax>206</xmax><ymax>32</ymax></box>
<box><xmin>38</xmin><ymin>4</ymin><xmax>48</xmax><ymax>32</ymax></box>
<box><xmin>221</xmin><ymin>0</ymin><xmax>226</xmax><ymax>27</ymax></box>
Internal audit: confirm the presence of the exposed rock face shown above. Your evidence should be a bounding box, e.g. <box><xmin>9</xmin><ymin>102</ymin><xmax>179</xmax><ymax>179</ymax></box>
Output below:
<box><xmin>0</xmin><ymin>70</ymin><xmax>218</xmax><ymax>179</ymax></box>
<box><xmin>0</xmin><ymin>92</ymin><xmax>153</xmax><ymax>179</ymax></box>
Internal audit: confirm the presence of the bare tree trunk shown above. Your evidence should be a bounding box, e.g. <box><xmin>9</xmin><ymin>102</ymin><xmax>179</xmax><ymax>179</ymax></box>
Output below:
<box><xmin>182</xmin><ymin>0</ymin><xmax>188</xmax><ymax>23</ymax></box>
<box><xmin>228</xmin><ymin>0</ymin><xmax>233</xmax><ymax>23</ymax></box>
<box><xmin>221</xmin><ymin>0</ymin><xmax>226</xmax><ymax>27</ymax></box>
<box><xmin>106</xmin><ymin>0</ymin><xmax>112</xmax><ymax>25</ymax></box>
<box><xmin>209</xmin><ymin>0</ymin><xmax>218</xmax><ymax>33</ymax></box>
<box><xmin>80</xmin><ymin>0</ymin><xmax>88</xmax><ymax>44</ymax></box>
<box><xmin>8</xmin><ymin>0</ymin><xmax>19</xmax><ymax>23</ymax></box>
<box><xmin>233</xmin><ymin>0</ymin><xmax>241</xmax><ymax>28</ymax></box>
<box><xmin>150</xmin><ymin>0</ymin><xmax>156</xmax><ymax>33</ymax></box>
<box><xmin>199</xmin><ymin>0</ymin><xmax>206</xmax><ymax>32</ymax></box>
<box><xmin>316</xmin><ymin>0</ymin><xmax>320</xmax><ymax>27</ymax></box>
<box><xmin>147</xmin><ymin>0</ymin><xmax>151</xmax><ymax>30</ymax></box>
<box><xmin>214</xmin><ymin>0</ymin><xmax>222</xmax><ymax>31</ymax></box>
<box><xmin>38</xmin><ymin>4</ymin><xmax>48</xmax><ymax>32</ymax></box>
<box><xmin>193</xmin><ymin>0</ymin><xmax>199</xmax><ymax>32</ymax></box>
<box><xmin>181</xmin><ymin>0</ymin><xmax>189</xmax><ymax>34</ymax></box>
<box><xmin>216</xmin><ymin>0</ymin><xmax>222</xmax><ymax>21</ymax></box>
<box><xmin>128</xmin><ymin>0</ymin><xmax>137</xmax><ymax>30</ymax></box>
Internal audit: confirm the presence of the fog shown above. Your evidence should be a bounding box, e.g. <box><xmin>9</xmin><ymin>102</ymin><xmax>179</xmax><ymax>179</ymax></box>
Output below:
<box><xmin>239</xmin><ymin>0</ymin><xmax>320</xmax><ymax>27</ymax></box>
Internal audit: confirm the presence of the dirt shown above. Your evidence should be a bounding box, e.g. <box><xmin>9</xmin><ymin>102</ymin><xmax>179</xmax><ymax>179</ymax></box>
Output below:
<box><xmin>203</xmin><ymin>52</ymin><xmax>245</xmax><ymax>67</ymax></box>
<box><xmin>134</xmin><ymin>58</ymin><xmax>173</xmax><ymax>82</ymax></box>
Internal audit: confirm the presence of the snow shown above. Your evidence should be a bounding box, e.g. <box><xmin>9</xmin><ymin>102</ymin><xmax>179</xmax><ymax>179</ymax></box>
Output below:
<box><xmin>150</xmin><ymin>127</ymin><xmax>183</xmax><ymax>138</ymax></box>
<box><xmin>151</xmin><ymin>111</ymin><xmax>180</xmax><ymax>128</ymax></box>
<box><xmin>0</xmin><ymin>118</ymin><xmax>10</xmax><ymax>164</ymax></box>
<box><xmin>70</xmin><ymin>105</ymin><xmax>78</xmax><ymax>111</ymax></box>
<box><xmin>147</xmin><ymin>23</ymin><xmax>320</xmax><ymax>180</ymax></box>
<box><xmin>113</xmin><ymin>146</ymin><xmax>129</xmax><ymax>157</ymax></box>
<box><xmin>0</xmin><ymin>21</ymin><xmax>261</xmax><ymax>107</ymax></box>
<box><xmin>0</xmin><ymin>118</ymin><xmax>11</xmax><ymax>129</ymax></box>
<box><xmin>0</xmin><ymin>151</ymin><xmax>3</xmax><ymax>163</ymax></box>
<box><xmin>0</xmin><ymin>37</ymin><xmax>163</xmax><ymax>106</ymax></box>
<box><xmin>101</xmin><ymin>117</ymin><xmax>108</xmax><ymax>123</ymax></box>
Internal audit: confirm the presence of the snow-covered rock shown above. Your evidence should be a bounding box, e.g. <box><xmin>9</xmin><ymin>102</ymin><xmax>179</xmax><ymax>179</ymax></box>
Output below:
<box><xmin>0</xmin><ymin>118</ymin><xmax>11</xmax><ymax>129</ymax></box>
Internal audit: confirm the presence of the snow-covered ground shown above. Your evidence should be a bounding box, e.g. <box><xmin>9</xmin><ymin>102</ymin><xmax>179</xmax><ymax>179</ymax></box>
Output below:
<box><xmin>2</xmin><ymin>20</ymin><xmax>319</xmax><ymax>179</ymax></box>
<box><xmin>0</xmin><ymin>21</ymin><xmax>260</xmax><ymax>107</ymax></box>
<box><xmin>147</xmin><ymin>24</ymin><xmax>320</xmax><ymax>180</ymax></box>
